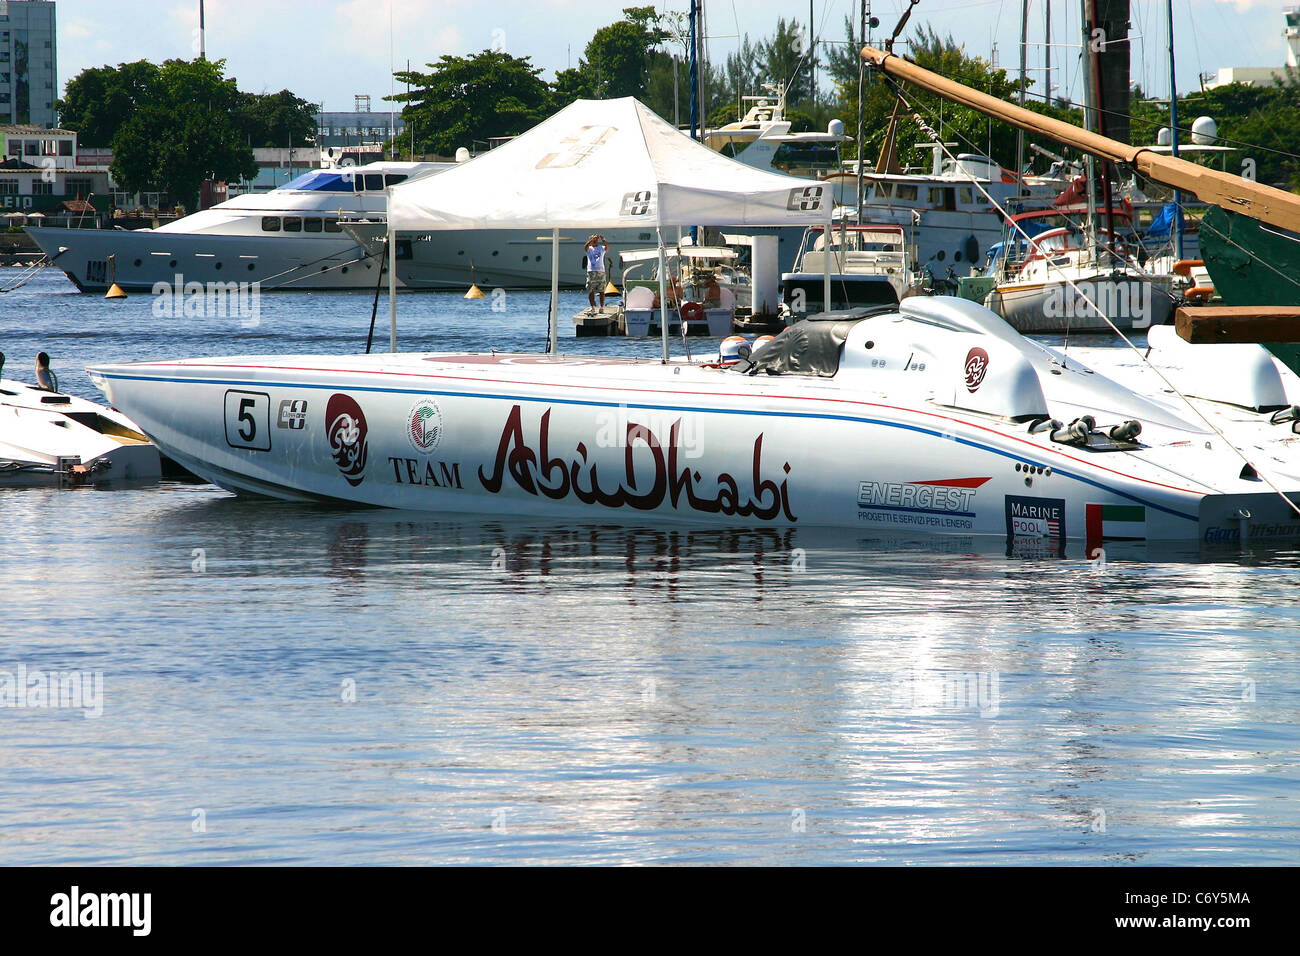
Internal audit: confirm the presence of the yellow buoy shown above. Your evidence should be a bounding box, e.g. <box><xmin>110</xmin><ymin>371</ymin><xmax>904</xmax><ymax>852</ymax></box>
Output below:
<box><xmin>464</xmin><ymin>283</ymin><xmax>486</xmax><ymax>299</ymax></box>
<box><xmin>105</xmin><ymin>283</ymin><xmax>127</xmax><ymax>299</ymax></box>
<box><xmin>604</xmin><ymin>279</ymin><xmax>620</xmax><ymax>296</ymax></box>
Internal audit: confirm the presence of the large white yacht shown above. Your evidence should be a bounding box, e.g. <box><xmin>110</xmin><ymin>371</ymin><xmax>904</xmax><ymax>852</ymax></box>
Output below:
<box><xmin>26</xmin><ymin>160</ymin><xmax>449</xmax><ymax>292</ymax></box>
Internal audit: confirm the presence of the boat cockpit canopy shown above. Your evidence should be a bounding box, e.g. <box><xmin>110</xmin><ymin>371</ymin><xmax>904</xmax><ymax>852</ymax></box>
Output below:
<box><xmin>733</xmin><ymin>308</ymin><xmax>893</xmax><ymax>378</ymax></box>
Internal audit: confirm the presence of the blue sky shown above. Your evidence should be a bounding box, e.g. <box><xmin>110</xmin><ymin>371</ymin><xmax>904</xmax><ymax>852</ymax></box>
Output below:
<box><xmin>53</xmin><ymin>0</ymin><xmax>1292</xmax><ymax>115</ymax></box>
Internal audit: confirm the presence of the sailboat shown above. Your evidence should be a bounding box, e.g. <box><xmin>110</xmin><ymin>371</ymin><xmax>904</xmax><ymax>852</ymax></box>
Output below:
<box><xmin>978</xmin><ymin>0</ymin><xmax>1177</xmax><ymax>333</ymax></box>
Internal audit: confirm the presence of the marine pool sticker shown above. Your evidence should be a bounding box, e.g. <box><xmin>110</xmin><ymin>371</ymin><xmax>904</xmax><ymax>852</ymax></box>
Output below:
<box><xmin>1005</xmin><ymin>495</ymin><xmax>1066</xmax><ymax>538</ymax></box>
<box><xmin>325</xmin><ymin>393</ymin><xmax>369</xmax><ymax>486</ymax></box>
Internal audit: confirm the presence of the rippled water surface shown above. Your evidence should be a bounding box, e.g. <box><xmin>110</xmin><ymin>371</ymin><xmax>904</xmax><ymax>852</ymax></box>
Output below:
<box><xmin>2</xmin><ymin>270</ymin><xmax>1299</xmax><ymax>865</ymax></box>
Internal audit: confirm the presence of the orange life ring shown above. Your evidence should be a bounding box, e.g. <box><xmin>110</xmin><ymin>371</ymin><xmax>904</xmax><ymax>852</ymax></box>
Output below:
<box><xmin>680</xmin><ymin>301</ymin><xmax>705</xmax><ymax>324</ymax></box>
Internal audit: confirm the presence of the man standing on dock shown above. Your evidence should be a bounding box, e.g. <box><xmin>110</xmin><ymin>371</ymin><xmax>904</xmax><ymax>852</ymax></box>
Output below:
<box><xmin>584</xmin><ymin>234</ymin><xmax>609</xmax><ymax>313</ymax></box>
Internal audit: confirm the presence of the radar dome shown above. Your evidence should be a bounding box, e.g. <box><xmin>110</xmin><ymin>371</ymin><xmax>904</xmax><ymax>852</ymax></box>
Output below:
<box><xmin>1156</xmin><ymin>127</ymin><xmax>1172</xmax><ymax>146</ymax></box>
<box><xmin>1191</xmin><ymin>116</ymin><xmax>1218</xmax><ymax>145</ymax></box>
<box><xmin>828</xmin><ymin>118</ymin><xmax>845</xmax><ymax>136</ymax></box>
<box><xmin>455</xmin><ymin>147</ymin><xmax>471</xmax><ymax>163</ymax></box>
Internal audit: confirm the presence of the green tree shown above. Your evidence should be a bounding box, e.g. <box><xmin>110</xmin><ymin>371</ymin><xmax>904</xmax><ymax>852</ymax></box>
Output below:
<box><xmin>551</xmin><ymin>67</ymin><xmax>594</xmax><ymax>111</ymax></box>
<box><xmin>1128</xmin><ymin>80</ymin><xmax>1300</xmax><ymax>189</ymax></box>
<box><xmin>823</xmin><ymin>15</ymin><xmax>862</xmax><ymax>93</ymax></box>
<box><xmin>233</xmin><ymin>89</ymin><xmax>318</xmax><ymax>148</ymax></box>
<box><xmin>577</xmin><ymin>6</ymin><xmax>666</xmax><ymax>100</ymax></box>
<box><xmin>107</xmin><ymin>59</ymin><xmax>256</xmax><ymax>211</ymax></box>
<box><xmin>722</xmin><ymin>33</ymin><xmax>763</xmax><ymax>105</ymax></box>
<box><xmin>759</xmin><ymin>18</ymin><xmax>817</xmax><ymax>108</ymax></box>
<box><xmin>389</xmin><ymin>51</ymin><xmax>550</xmax><ymax>156</ymax></box>
<box><xmin>56</xmin><ymin>60</ymin><xmax>160</xmax><ymax>146</ymax></box>
<box><xmin>836</xmin><ymin>26</ymin><xmax>1047</xmax><ymax>170</ymax></box>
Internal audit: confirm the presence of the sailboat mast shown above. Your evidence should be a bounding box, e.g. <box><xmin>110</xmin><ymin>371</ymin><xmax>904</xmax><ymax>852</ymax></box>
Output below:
<box><xmin>1044</xmin><ymin>0</ymin><xmax>1051</xmax><ymax>104</ymax></box>
<box><xmin>1167</xmin><ymin>0</ymin><xmax>1184</xmax><ymax>260</ymax></box>
<box><xmin>1087</xmin><ymin>0</ymin><xmax>1118</xmax><ymax>264</ymax></box>
<box><xmin>1080</xmin><ymin>1</ymin><xmax>1098</xmax><ymax>260</ymax></box>
<box><xmin>856</xmin><ymin>0</ymin><xmax>868</xmax><ymax>223</ymax></box>
<box><xmin>689</xmin><ymin>1</ymin><xmax>699</xmax><ymax>141</ymax></box>
<box><xmin>1016</xmin><ymin>0</ymin><xmax>1028</xmax><ymax>201</ymax></box>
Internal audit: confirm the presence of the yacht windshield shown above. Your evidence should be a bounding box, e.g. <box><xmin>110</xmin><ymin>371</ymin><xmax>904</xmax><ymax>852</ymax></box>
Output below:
<box><xmin>278</xmin><ymin>170</ymin><xmax>355</xmax><ymax>192</ymax></box>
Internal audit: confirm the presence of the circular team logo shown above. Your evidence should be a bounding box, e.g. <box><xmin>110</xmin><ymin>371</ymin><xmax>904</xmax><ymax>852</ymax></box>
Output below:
<box><xmin>325</xmin><ymin>393</ymin><xmax>369</xmax><ymax>486</ymax></box>
<box><xmin>407</xmin><ymin>398</ymin><xmax>443</xmax><ymax>454</ymax></box>
<box><xmin>964</xmin><ymin>347</ymin><xmax>990</xmax><ymax>393</ymax></box>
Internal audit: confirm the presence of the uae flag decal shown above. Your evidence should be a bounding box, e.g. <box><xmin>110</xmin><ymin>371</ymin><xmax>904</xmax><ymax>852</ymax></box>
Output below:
<box><xmin>1085</xmin><ymin>503</ymin><xmax>1146</xmax><ymax>541</ymax></box>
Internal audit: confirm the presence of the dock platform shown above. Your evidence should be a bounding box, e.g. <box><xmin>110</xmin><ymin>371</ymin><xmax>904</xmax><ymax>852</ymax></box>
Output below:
<box><xmin>573</xmin><ymin>305</ymin><xmax>622</xmax><ymax>337</ymax></box>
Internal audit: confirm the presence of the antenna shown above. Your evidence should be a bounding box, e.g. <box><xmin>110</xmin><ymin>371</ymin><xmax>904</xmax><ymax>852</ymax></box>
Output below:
<box><xmin>199</xmin><ymin>0</ymin><xmax>206</xmax><ymax>60</ymax></box>
<box><xmin>389</xmin><ymin>0</ymin><xmax>395</xmax><ymax>161</ymax></box>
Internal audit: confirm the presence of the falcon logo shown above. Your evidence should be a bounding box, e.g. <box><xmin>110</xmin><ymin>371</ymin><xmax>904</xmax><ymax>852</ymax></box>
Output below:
<box><xmin>787</xmin><ymin>185</ymin><xmax>825</xmax><ymax>211</ymax></box>
<box><xmin>326</xmin><ymin>393</ymin><xmax>369</xmax><ymax>487</ymax></box>
<box><xmin>964</xmin><ymin>347</ymin><xmax>990</xmax><ymax>392</ymax></box>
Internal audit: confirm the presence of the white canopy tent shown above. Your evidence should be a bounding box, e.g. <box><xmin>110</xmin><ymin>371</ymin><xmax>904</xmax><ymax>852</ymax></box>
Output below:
<box><xmin>384</xmin><ymin>96</ymin><xmax>834</xmax><ymax>359</ymax></box>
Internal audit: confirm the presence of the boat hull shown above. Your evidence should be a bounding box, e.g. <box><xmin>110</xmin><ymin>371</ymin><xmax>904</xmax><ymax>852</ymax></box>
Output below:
<box><xmin>25</xmin><ymin>227</ymin><xmax>394</xmax><ymax>292</ymax></box>
<box><xmin>86</xmin><ymin>304</ymin><xmax>1300</xmax><ymax>547</ymax></box>
<box><xmin>988</xmin><ymin>274</ymin><xmax>1175</xmax><ymax>332</ymax></box>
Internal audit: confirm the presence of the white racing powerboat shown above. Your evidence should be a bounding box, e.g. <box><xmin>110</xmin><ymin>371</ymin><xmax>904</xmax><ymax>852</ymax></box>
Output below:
<box><xmin>1</xmin><ymin>371</ymin><xmax>161</xmax><ymax>486</ymax></box>
<box><xmin>80</xmin><ymin>96</ymin><xmax>1300</xmax><ymax>548</ymax></box>
<box><xmin>85</xmin><ymin>296</ymin><xmax>1300</xmax><ymax>547</ymax></box>
<box><xmin>1064</xmin><ymin>326</ymin><xmax>1300</xmax><ymax>484</ymax></box>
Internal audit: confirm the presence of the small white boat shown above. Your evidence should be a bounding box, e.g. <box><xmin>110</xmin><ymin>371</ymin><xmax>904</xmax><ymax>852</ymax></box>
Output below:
<box><xmin>618</xmin><ymin>246</ymin><xmax>741</xmax><ymax>338</ymax></box>
<box><xmin>782</xmin><ymin>223</ymin><xmax>915</xmax><ymax>313</ymax></box>
<box><xmin>1</xmin><ymin>375</ymin><xmax>161</xmax><ymax>485</ymax></box>
<box><xmin>982</xmin><ymin>217</ymin><xmax>1180</xmax><ymax>332</ymax></box>
<box><xmin>85</xmin><ymin>297</ymin><xmax>1300</xmax><ymax>546</ymax></box>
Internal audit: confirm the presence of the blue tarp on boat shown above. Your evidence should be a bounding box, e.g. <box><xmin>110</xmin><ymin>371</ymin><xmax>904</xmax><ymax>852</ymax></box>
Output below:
<box><xmin>1145</xmin><ymin>203</ymin><xmax>1177</xmax><ymax>239</ymax></box>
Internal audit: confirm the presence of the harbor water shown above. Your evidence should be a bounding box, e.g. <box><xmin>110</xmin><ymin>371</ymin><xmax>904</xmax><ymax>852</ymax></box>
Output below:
<box><xmin>2</xmin><ymin>269</ymin><xmax>1299</xmax><ymax>865</ymax></box>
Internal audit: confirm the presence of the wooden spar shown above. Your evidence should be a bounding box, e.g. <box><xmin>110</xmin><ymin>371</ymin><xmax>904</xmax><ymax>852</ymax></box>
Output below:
<box><xmin>1175</xmin><ymin>306</ymin><xmax>1300</xmax><ymax>344</ymax></box>
<box><xmin>860</xmin><ymin>45</ymin><xmax>1300</xmax><ymax>235</ymax></box>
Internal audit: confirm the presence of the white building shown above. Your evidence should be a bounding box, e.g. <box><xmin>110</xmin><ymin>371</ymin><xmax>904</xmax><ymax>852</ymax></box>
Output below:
<box><xmin>0</xmin><ymin>125</ymin><xmax>111</xmax><ymax>221</ymax></box>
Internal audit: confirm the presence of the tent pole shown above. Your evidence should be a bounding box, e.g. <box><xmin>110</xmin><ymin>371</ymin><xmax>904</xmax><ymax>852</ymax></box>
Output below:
<box><xmin>658</xmin><ymin>229</ymin><xmax>670</xmax><ymax>364</ymax></box>
<box><xmin>823</xmin><ymin>197</ymin><xmax>832</xmax><ymax>315</ymax></box>
<box><xmin>549</xmin><ymin>226</ymin><xmax>560</xmax><ymax>355</ymax></box>
<box><xmin>388</xmin><ymin>222</ymin><xmax>398</xmax><ymax>352</ymax></box>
